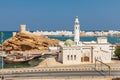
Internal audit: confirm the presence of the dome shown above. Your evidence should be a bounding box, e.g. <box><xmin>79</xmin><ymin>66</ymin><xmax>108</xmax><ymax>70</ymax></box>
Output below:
<box><xmin>64</xmin><ymin>39</ymin><xmax>74</xmax><ymax>46</ymax></box>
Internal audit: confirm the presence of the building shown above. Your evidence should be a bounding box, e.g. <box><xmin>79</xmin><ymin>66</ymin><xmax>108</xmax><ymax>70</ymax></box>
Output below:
<box><xmin>12</xmin><ymin>32</ymin><xmax>17</xmax><ymax>37</ymax></box>
<box><xmin>58</xmin><ymin>16</ymin><xmax>111</xmax><ymax>64</ymax></box>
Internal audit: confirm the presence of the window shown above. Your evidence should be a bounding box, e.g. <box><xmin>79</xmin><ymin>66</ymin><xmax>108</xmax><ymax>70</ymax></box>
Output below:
<box><xmin>71</xmin><ymin>55</ymin><xmax>73</xmax><ymax>60</ymax></box>
<box><xmin>76</xmin><ymin>27</ymin><xmax>77</xmax><ymax>29</ymax></box>
<box><xmin>74</xmin><ymin>55</ymin><xmax>76</xmax><ymax>60</ymax></box>
<box><xmin>67</xmin><ymin>55</ymin><xmax>69</xmax><ymax>60</ymax></box>
<box><xmin>76</xmin><ymin>42</ymin><xmax>77</xmax><ymax>44</ymax></box>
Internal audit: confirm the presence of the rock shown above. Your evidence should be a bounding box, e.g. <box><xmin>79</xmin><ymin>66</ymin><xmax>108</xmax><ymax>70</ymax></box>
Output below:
<box><xmin>0</xmin><ymin>32</ymin><xmax>59</xmax><ymax>51</ymax></box>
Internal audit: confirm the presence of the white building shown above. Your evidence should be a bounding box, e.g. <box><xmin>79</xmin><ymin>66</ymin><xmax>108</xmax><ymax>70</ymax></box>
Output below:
<box><xmin>12</xmin><ymin>32</ymin><xmax>17</xmax><ymax>37</ymax></box>
<box><xmin>58</xmin><ymin>16</ymin><xmax>111</xmax><ymax>64</ymax></box>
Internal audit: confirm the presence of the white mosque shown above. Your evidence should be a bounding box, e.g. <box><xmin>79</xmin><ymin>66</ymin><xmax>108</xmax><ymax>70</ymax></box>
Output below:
<box><xmin>58</xmin><ymin>16</ymin><xmax>111</xmax><ymax>64</ymax></box>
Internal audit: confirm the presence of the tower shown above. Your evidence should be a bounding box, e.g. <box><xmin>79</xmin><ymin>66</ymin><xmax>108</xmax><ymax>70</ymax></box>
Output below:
<box><xmin>20</xmin><ymin>24</ymin><xmax>26</xmax><ymax>33</ymax></box>
<box><xmin>74</xmin><ymin>16</ymin><xmax>80</xmax><ymax>45</ymax></box>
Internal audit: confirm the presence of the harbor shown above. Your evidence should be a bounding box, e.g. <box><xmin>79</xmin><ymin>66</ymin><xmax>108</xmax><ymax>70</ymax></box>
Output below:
<box><xmin>0</xmin><ymin>50</ymin><xmax>58</xmax><ymax>68</ymax></box>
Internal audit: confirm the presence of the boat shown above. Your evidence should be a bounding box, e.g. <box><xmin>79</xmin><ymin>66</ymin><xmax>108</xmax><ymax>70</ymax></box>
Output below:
<box><xmin>0</xmin><ymin>51</ymin><xmax>7</xmax><ymax>57</ymax></box>
<box><xmin>3</xmin><ymin>55</ymin><xmax>34</xmax><ymax>64</ymax></box>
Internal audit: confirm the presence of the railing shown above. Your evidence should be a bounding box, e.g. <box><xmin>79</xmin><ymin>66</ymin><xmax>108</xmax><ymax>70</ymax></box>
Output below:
<box><xmin>0</xmin><ymin>65</ymin><xmax>114</xmax><ymax>75</ymax></box>
<box><xmin>0</xmin><ymin>67</ymin><xmax>93</xmax><ymax>74</ymax></box>
<box><xmin>95</xmin><ymin>58</ymin><xmax>111</xmax><ymax>76</ymax></box>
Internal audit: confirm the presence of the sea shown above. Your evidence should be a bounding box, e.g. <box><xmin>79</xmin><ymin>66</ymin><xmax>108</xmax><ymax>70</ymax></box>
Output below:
<box><xmin>0</xmin><ymin>31</ymin><xmax>120</xmax><ymax>68</ymax></box>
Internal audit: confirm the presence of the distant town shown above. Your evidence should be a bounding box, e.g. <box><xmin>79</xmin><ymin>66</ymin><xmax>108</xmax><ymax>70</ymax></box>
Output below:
<box><xmin>32</xmin><ymin>30</ymin><xmax>120</xmax><ymax>36</ymax></box>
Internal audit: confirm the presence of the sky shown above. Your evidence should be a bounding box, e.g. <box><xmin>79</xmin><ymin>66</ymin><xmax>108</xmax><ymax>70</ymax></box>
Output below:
<box><xmin>0</xmin><ymin>0</ymin><xmax>120</xmax><ymax>31</ymax></box>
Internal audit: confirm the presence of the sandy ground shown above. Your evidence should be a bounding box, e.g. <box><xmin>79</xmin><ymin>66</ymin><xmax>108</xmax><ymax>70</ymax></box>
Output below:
<box><xmin>36</xmin><ymin>57</ymin><xmax>120</xmax><ymax>68</ymax></box>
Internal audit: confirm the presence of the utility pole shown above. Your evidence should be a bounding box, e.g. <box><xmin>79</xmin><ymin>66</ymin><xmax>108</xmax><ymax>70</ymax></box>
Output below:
<box><xmin>1</xmin><ymin>32</ymin><xmax>4</xmax><ymax>80</ymax></box>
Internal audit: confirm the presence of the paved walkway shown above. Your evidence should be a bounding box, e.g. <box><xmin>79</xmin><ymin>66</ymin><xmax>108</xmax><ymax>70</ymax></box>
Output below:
<box><xmin>1</xmin><ymin>76</ymin><xmax>112</xmax><ymax>80</ymax></box>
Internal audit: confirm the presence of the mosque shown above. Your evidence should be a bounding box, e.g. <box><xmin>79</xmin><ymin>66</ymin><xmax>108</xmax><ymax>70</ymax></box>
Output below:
<box><xmin>58</xmin><ymin>16</ymin><xmax>111</xmax><ymax>64</ymax></box>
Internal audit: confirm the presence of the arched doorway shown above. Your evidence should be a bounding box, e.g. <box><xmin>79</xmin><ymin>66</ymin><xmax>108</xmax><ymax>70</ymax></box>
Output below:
<box><xmin>81</xmin><ymin>56</ymin><xmax>89</xmax><ymax>62</ymax></box>
<box><xmin>84</xmin><ymin>56</ymin><xmax>89</xmax><ymax>62</ymax></box>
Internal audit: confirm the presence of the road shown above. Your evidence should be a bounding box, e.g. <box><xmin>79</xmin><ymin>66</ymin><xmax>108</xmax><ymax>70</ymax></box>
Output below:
<box><xmin>2</xmin><ymin>70</ymin><xmax>120</xmax><ymax>78</ymax></box>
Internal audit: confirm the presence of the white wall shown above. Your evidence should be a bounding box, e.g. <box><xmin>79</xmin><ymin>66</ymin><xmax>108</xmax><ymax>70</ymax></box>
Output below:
<box><xmin>62</xmin><ymin>47</ymin><xmax>82</xmax><ymax>64</ymax></box>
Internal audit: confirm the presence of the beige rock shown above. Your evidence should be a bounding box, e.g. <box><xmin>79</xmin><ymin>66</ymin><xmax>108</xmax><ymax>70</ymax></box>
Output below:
<box><xmin>0</xmin><ymin>32</ymin><xmax>59</xmax><ymax>51</ymax></box>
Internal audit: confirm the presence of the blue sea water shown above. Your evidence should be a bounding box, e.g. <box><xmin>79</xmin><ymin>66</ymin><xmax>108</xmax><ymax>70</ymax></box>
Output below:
<box><xmin>0</xmin><ymin>31</ymin><xmax>120</xmax><ymax>68</ymax></box>
<box><xmin>0</xmin><ymin>31</ymin><xmax>119</xmax><ymax>44</ymax></box>
<box><xmin>48</xmin><ymin>36</ymin><xmax>120</xmax><ymax>44</ymax></box>
<box><xmin>0</xmin><ymin>31</ymin><xmax>13</xmax><ymax>43</ymax></box>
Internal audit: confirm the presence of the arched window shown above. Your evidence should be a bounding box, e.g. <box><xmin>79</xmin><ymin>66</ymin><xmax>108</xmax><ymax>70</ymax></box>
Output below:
<box><xmin>67</xmin><ymin>55</ymin><xmax>69</xmax><ymax>60</ymax></box>
<box><xmin>74</xmin><ymin>55</ymin><xmax>76</xmax><ymax>60</ymax></box>
<box><xmin>76</xmin><ymin>27</ymin><xmax>77</xmax><ymax>29</ymax></box>
<box><xmin>71</xmin><ymin>55</ymin><xmax>73</xmax><ymax>60</ymax></box>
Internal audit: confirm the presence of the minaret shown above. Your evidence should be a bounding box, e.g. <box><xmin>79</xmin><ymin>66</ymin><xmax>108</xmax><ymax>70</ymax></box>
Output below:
<box><xmin>74</xmin><ymin>16</ymin><xmax>80</xmax><ymax>45</ymax></box>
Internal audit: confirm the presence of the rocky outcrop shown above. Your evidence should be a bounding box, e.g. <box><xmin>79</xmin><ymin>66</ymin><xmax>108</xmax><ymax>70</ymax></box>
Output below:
<box><xmin>0</xmin><ymin>32</ymin><xmax>59</xmax><ymax>51</ymax></box>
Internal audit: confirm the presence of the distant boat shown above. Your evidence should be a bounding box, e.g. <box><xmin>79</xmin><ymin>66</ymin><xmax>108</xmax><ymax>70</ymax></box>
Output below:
<box><xmin>62</xmin><ymin>35</ymin><xmax>65</xmax><ymax>37</ymax></box>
